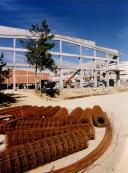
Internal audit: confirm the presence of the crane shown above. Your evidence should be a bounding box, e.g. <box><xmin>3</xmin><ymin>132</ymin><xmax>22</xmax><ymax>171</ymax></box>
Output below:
<box><xmin>64</xmin><ymin>69</ymin><xmax>81</xmax><ymax>87</ymax></box>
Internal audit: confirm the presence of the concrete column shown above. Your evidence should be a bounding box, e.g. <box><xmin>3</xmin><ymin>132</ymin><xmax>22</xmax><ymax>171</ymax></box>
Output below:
<box><xmin>94</xmin><ymin>70</ymin><xmax>97</xmax><ymax>87</ymax></box>
<box><xmin>59</xmin><ymin>40</ymin><xmax>63</xmax><ymax>90</ymax></box>
<box><xmin>116</xmin><ymin>55</ymin><xmax>120</xmax><ymax>86</ymax></box>
<box><xmin>93</xmin><ymin>49</ymin><xmax>97</xmax><ymax>87</ymax></box>
<box><xmin>116</xmin><ymin>55</ymin><xmax>120</xmax><ymax>69</ymax></box>
<box><xmin>80</xmin><ymin>45</ymin><xmax>83</xmax><ymax>88</ymax></box>
<box><xmin>106</xmin><ymin>71</ymin><xmax>109</xmax><ymax>87</ymax></box>
<box><xmin>116</xmin><ymin>71</ymin><xmax>120</xmax><ymax>87</ymax></box>
<box><xmin>106</xmin><ymin>54</ymin><xmax>109</xmax><ymax>87</ymax></box>
<box><xmin>17</xmin><ymin>71</ymin><xmax>19</xmax><ymax>89</ymax></box>
<box><xmin>13</xmin><ymin>37</ymin><xmax>16</xmax><ymax>90</ymax></box>
<box><xmin>27</xmin><ymin>71</ymin><xmax>29</xmax><ymax>90</ymax></box>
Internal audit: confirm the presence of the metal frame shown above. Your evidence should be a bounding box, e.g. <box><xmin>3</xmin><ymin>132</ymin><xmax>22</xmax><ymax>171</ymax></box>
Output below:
<box><xmin>0</xmin><ymin>26</ymin><xmax>120</xmax><ymax>90</ymax></box>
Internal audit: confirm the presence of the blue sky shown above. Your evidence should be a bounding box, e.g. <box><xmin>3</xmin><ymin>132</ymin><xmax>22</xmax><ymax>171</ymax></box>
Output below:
<box><xmin>0</xmin><ymin>0</ymin><xmax>128</xmax><ymax>61</ymax></box>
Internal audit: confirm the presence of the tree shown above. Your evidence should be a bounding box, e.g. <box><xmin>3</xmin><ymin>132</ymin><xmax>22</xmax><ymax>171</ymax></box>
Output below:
<box><xmin>21</xmin><ymin>19</ymin><xmax>57</xmax><ymax>90</ymax></box>
<box><xmin>0</xmin><ymin>53</ymin><xmax>10</xmax><ymax>91</ymax></box>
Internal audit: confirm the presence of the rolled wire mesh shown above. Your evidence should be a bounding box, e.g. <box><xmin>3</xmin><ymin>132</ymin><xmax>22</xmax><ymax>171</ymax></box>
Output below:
<box><xmin>0</xmin><ymin>113</ymin><xmax>94</xmax><ymax>141</ymax></box>
<box><xmin>0</xmin><ymin>105</ymin><xmax>32</xmax><ymax>117</ymax></box>
<box><xmin>0</xmin><ymin>106</ymin><xmax>60</xmax><ymax>133</ymax></box>
<box><xmin>0</xmin><ymin>105</ymin><xmax>112</xmax><ymax>173</ymax></box>
<box><xmin>0</xmin><ymin>129</ymin><xmax>88</xmax><ymax>173</ymax></box>
<box><xmin>17</xmin><ymin>106</ymin><xmax>56</xmax><ymax>118</ymax></box>
<box><xmin>12</xmin><ymin>118</ymin><xmax>85</xmax><ymax>130</ymax></box>
<box><xmin>0</xmin><ymin>106</ymin><xmax>40</xmax><ymax>125</ymax></box>
<box><xmin>80</xmin><ymin>108</ymin><xmax>93</xmax><ymax>123</ymax></box>
<box><xmin>42</xmin><ymin>106</ymin><xmax>61</xmax><ymax>118</ymax></box>
<box><xmin>16</xmin><ymin>106</ymin><xmax>53</xmax><ymax>119</ymax></box>
<box><xmin>21</xmin><ymin>105</ymin><xmax>64</xmax><ymax>120</ymax></box>
<box><xmin>0</xmin><ymin>106</ymin><xmax>53</xmax><ymax>119</ymax></box>
<box><xmin>92</xmin><ymin>105</ymin><xmax>109</xmax><ymax>127</ymax></box>
<box><xmin>0</xmin><ymin>105</ymin><xmax>29</xmax><ymax>114</ymax></box>
<box><xmin>6</xmin><ymin>126</ymin><xmax>87</xmax><ymax>147</ymax></box>
<box><xmin>0</xmin><ymin>117</ymin><xmax>22</xmax><ymax>134</ymax></box>
<box><xmin>39</xmin><ymin>106</ymin><xmax>53</xmax><ymax>117</ymax></box>
<box><xmin>0</xmin><ymin>105</ymin><xmax>46</xmax><ymax>128</ymax></box>
<box><xmin>68</xmin><ymin>107</ymin><xmax>84</xmax><ymax>118</ymax></box>
<box><xmin>18</xmin><ymin>106</ymin><xmax>45</xmax><ymax>117</ymax></box>
<box><xmin>20</xmin><ymin>106</ymin><xmax>54</xmax><ymax>118</ymax></box>
<box><xmin>53</xmin><ymin>107</ymin><xmax>68</xmax><ymax>119</ymax></box>
<box><xmin>20</xmin><ymin>106</ymin><xmax>66</xmax><ymax>119</ymax></box>
<box><xmin>79</xmin><ymin>108</ymin><xmax>95</xmax><ymax>139</ymax></box>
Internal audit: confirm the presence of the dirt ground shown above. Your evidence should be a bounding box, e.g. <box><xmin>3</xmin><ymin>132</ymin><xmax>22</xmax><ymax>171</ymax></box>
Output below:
<box><xmin>1</xmin><ymin>89</ymin><xmax>128</xmax><ymax>173</ymax></box>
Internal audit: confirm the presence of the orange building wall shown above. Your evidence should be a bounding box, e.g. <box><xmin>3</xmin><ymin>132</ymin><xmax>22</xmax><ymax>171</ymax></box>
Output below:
<box><xmin>4</xmin><ymin>70</ymin><xmax>49</xmax><ymax>84</ymax></box>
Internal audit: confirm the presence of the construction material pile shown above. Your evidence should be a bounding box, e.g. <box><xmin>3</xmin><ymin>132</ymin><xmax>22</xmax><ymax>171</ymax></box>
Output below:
<box><xmin>0</xmin><ymin>105</ymin><xmax>112</xmax><ymax>173</ymax></box>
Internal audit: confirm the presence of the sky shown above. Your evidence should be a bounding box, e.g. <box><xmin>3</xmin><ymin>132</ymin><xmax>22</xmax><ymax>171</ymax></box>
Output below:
<box><xmin>0</xmin><ymin>0</ymin><xmax>128</xmax><ymax>61</ymax></box>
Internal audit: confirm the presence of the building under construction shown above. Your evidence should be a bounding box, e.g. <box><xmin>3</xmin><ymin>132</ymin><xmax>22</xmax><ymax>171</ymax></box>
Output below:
<box><xmin>0</xmin><ymin>26</ymin><xmax>120</xmax><ymax>90</ymax></box>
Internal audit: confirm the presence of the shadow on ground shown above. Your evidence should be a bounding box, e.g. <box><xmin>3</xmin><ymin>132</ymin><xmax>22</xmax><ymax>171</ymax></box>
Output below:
<box><xmin>43</xmin><ymin>89</ymin><xmax>60</xmax><ymax>97</ymax></box>
<box><xmin>0</xmin><ymin>92</ymin><xmax>26</xmax><ymax>107</ymax></box>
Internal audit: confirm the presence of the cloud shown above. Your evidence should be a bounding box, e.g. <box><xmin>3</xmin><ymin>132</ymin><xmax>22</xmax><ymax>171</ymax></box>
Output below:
<box><xmin>0</xmin><ymin>0</ymin><xmax>16</xmax><ymax>11</ymax></box>
<box><xmin>0</xmin><ymin>0</ymin><xmax>76</xmax><ymax>36</ymax></box>
<box><xmin>7</xmin><ymin>9</ymin><xmax>72</xmax><ymax>37</ymax></box>
<box><xmin>0</xmin><ymin>0</ymin><xmax>78</xmax><ymax>40</ymax></box>
<box><xmin>118</xmin><ymin>26</ymin><xmax>128</xmax><ymax>38</ymax></box>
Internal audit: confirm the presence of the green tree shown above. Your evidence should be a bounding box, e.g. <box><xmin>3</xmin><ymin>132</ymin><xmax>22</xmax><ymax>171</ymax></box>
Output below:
<box><xmin>21</xmin><ymin>19</ymin><xmax>56</xmax><ymax>90</ymax></box>
<box><xmin>0</xmin><ymin>53</ymin><xmax>10</xmax><ymax>91</ymax></box>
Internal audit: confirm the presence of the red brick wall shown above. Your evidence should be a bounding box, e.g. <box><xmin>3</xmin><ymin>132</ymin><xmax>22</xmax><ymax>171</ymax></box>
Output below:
<box><xmin>4</xmin><ymin>70</ymin><xmax>49</xmax><ymax>84</ymax></box>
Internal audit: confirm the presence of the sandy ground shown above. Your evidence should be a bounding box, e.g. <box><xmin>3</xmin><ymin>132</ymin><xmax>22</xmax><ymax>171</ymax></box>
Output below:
<box><xmin>1</xmin><ymin>90</ymin><xmax>128</xmax><ymax>173</ymax></box>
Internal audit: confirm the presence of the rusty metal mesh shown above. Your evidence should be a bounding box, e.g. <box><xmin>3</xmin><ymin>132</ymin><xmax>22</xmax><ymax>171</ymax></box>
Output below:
<box><xmin>6</xmin><ymin>126</ymin><xmax>87</xmax><ymax>147</ymax></box>
<box><xmin>79</xmin><ymin>108</ymin><xmax>95</xmax><ymax>139</ymax></box>
<box><xmin>0</xmin><ymin>105</ymin><xmax>110</xmax><ymax>173</ymax></box>
<box><xmin>0</xmin><ymin>118</ymin><xmax>95</xmax><ymax>141</ymax></box>
<box><xmin>0</xmin><ymin>129</ymin><xmax>88</xmax><ymax>173</ymax></box>
<box><xmin>53</xmin><ymin>107</ymin><xmax>68</xmax><ymax>118</ymax></box>
<box><xmin>92</xmin><ymin>105</ymin><xmax>109</xmax><ymax>127</ymax></box>
<box><xmin>68</xmin><ymin>107</ymin><xmax>84</xmax><ymax>118</ymax></box>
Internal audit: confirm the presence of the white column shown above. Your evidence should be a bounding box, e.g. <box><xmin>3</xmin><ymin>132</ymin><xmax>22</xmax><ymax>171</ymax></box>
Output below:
<box><xmin>79</xmin><ymin>45</ymin><xmax>83</xmax><ymax>88</ymax></box>
<box><xmin>17</xmin><ymin>71</ymin><xmax>19</xmax><ymax>89</ymax></box>
<box><xmin>59</xmin><ymin>40</ymin><xmax>63</xmax><ymax>90</ymax></box>
<box><xmin>13</xmin><ymin>37</ymin><xmax>16</xmax><ymax>90</ymax></box>
<box><xmin>106</xmin><ymin>54</ymin><xmax>109</xmax><ymax>87</ymax></box>
<box><xmin>116</xmin><ymin>55</ymin><xmax>120</xmax><ymax>86</ymax></box>
<box><xmin>27</xmin><ymin>71</ymin><xmax>29</xmax><ymax>90</ymax></box>
<box><xmin>116</xmin><ymin>55</ymin><xmax>120</xmax><ymax>69</ymax></box>
<box><xmin>93</xmin><ymin>49</ymin><xmax>97</xmax><ymax>87</ymax></box>
<box><xmin>117</xmin><ymin>71</ymin><xmax>120</xmax><ymax>87</ymax></box>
